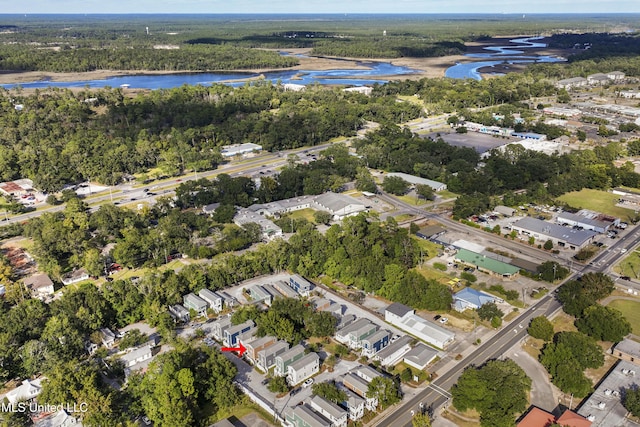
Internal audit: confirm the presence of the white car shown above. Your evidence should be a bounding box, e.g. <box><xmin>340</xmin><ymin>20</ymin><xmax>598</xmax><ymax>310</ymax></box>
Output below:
<box><xmin>622</xmin><ymin>249</ymin><xmax>627</xmax><ymax>254</ymax></box>
<box><xmin>439</xmin><ymin>317</ymin><xmax>448</xmax><ymax>324</ymax></box>
<box><xmin>302</xmin><ymin>378</ymin><xmax>314</xmax><ymax>388</ymax></box>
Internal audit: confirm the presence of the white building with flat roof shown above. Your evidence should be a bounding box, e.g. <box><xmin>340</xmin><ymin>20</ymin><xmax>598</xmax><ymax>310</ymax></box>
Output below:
<box><xmin>220</xmin><ymin>143</ymin><xmax>262</xmax><ymax>158</ymax></box>
<box><xmin>385</xmin><ymin>302</ymin><xmax>455</xmax><ymax>349</ymax></box>
<box><xmin>386</xmin><ymin>172</ymin><xmax>447</xmax><ymax>192</ymax></box>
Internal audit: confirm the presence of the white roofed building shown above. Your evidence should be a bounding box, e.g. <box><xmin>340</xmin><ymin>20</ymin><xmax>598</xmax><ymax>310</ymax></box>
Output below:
<box><xmin>386</xmin><ymin>172</ymin><xmax>447</xmax><ymax>192</ymax></box>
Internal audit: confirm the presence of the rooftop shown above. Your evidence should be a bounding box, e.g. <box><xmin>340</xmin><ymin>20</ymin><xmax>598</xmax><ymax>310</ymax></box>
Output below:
<box><xmin>277</xmin><ymin>344</ymin><xmax>306</xmax><ymax>362</ymax></box>
<box><xmin>23</xmin><ymin>273</ymin><xmax>54</xmax><ymax>291</ymax></box>
<box><xmin>455</xmin><ymin>248</ymin><xmax>520</xmax><ymax>276</ymax></box>
<box><xmin>557</xmin><ymin>211</ymin><xmax>614</xmax><ymax>229</ymax></box>
<box><xmin>310</xmin><ymin>395</ymin><xmax>348</xmax><ymax>420</ymax></box>
<box><xmin>386</xmin><ymin>172</ymin><xmax>446</xmax><ymax>190</ymax></box>
<box><xmin>385</xmin><ymin>302</ymin><xmax>414</xmax><ymax>318</ymax></box>
<box><xmin>401</xmin><ymin>314</ymin><xmax>455</xmax><ymax>347</ymax></box>
<box><xmin>289</xmin><ymin>352</ymin><xmax>319</xmax><ymax>371</ymax></box>
<box><xmin>313</xmin><ymin>192</ymin><xmax>365</xmax><ymax>213</ymax></box>
<box><xmin>289</xmin><ymin>404</ymin><xmax>332</xmax><ymax>427</ymax></box>
<box><xmin>120</xmin><ymin>345</ymin><xmax>153</xmax><ymax>365</ymax></box>
<box><xmin>516</xmin><ymin>407</ymin><xmax>555</xmax><ymax>427</ymax></box>
<box><xmin>375</xmin><ymin>335</ymin><xmax>412</xmax><ymax>361</ymax></box>
<box><xmin>343</xmin><ymin>372</ymin><xmax>370</xmax><ymax>394</ymax></box>
<box><xmin>577</xmin><ymin>360</ymin><xmax>638</xmax><ymax>427</ymax></box>
<box><xmin>337</xmin><ymin>318</ymin><xmax>375</xmax><ymax>337</ymax></box>
<box><xmin>513</xmin><ymin>217</ymin><xmax>597</xmax><ymax>247</ymax></box>
<box><xmin>258</xmin><ymin>340</ymin><xmax>289</xmax><ymax>357</ymax></box>
<box><xmin>403</xmin><ymin>343</ymin><xmax>438</xmax><ymax>368</ymax></box>
<box><xmin>454</xmin><ymin>287</ymin><xmax>497</xmax><ymax>308</ymax></box>
<box><xmin>556</xmin><ymin>410</ymin><xmax>592</xmax><ymax>427</ymax></box>
<box><xmin>614</xmin><ymin>338</ymin><xmax>640</xmax><ymax>361</ymax></box>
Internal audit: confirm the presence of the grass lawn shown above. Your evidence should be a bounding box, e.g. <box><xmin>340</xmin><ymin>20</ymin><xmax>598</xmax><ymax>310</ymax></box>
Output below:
<box><xmin>394</xmin><ymin>213</ymin><xmax>416</xmax><ymax>222</ymax></box>
<box><xmin>393</xmin><ymin>193</ymin><xmax>425</xmax><ymax>206</ymax></box>
<box><xmin>412</xmin><ymin>237</ymin><xmax>443</xmax><ymax>260</ymax></box>
<box><xmin>287</xmin><ymin>208</ymin><xmax>317</xmax><ymax>223</ymax></box>
<box><xmin>614</xmin><ymin>250</ymin><xmax>640</xmax><ymax>277</ymax></box>
<box><xmin>415</xmin><ymin>265</ymin><xmax>451</xmax><ymax>284</ymax></box>
<box><xmin>437</xmin><ymin>190</ymin><xmax>459</xmax><ymax>199</ymax></box>
<box><xmin>607</xmin><ymin>298</ymin><xmax>640</xmax><ymax>334</ymax></box>
<box><xmin>556</xmin><ymin>189</ymin><xmax>635</xmax><ymax>219</ymax></box>
<box><xmin>551</xmin><ymin>312</ymin><xmax>578</xmax><ymax>333</ymax></box>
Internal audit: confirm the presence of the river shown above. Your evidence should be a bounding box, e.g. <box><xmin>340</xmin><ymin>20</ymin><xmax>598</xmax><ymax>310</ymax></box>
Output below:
<box><xmin>444</xmin><ymin>36</ymin><xmax>565</xmax><ymax>80</ymax></box>
<box><xmin>0</xmin><ymin>36</ymin><xmax>563</xmax><ymax>89</ymax></box>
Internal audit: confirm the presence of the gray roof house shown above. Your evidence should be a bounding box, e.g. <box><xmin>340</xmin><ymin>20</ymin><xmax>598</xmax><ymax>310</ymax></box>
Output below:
<box><xmin>273</xmin><ymin>280</ymin><xmax>300</xmax><ymax>299</ymax></box>
<box><xmin>309</xmin><ymin>395</ymin><xmax>348</xmax><ymax>427</ymax></box>
<box><xmin>285</xmin><ymin>404</ymin><xmax>332</xmax><ymax>427</ymax></box>
<box><xmin>360</xmin><ymin>330</ymin><xmax>391</xmax><ymax>357</ymax></box>
<box><xmin>287</xmin><ymin>352</ymin><xmax>320</xmax><ymax>386</ymax></box>
<box><xmin>342</xmin><ymin>390</ymin><xmax>365</xmax><ymax>421</ymax></box>
<box><xmin>23</xmin><ymin>273</ymin><xmax>55</xmax><ymax>296</ymax></box>
<box><xmin>342</xmin><ymin>373</ymin><xmax>378</xmax><ymax>411</ymax></box>
<box><xmin>198</xmin><ymin>288</ymin><xmax>223</xmax><ymax>313</ymax></box>
<box><xmin>312</xmin><ymin>192</ymin><xmax>367</xmax><ymax>220</ymax></box>
<box><xmin>223</xmin><ymin>320</ymin><xmax>255</xmax><ymax>347</ymax></box>
<box><xmin>335</xmin><ymin>318</ymin><xmax>376</xmax><ymax>347</ymax></box>
<box><xmin>275</xmin><ymin>344</ymin><xmax>306</xmax><ymax>377</ymax></box>
<box><xmin>289</xmin><ymin>274</ymin><xmax>313</xmax><ymax>296</ymax></box>
<box><xmin>211</xmin><ymin>316</ymin><xmax>232</xmax><ymax>341</ymax></box>
<box><xmin>168</xmin><ymin>304</ymin><xmax>190</xmax><ymax>323</ymax></box>
<box><xmin>374</xmin><ymin>335</ymin><xmax>413</xmax><ymax>366</ymax></box>
<box><xmin>257</xmin><ymin>340</ymin><xmax>290</xmax><ymax>371</ymax></box>
<box><xmin>183</xmin><ymin>293</ymin><xmax>208</xmax><ymax>317</ymax></box>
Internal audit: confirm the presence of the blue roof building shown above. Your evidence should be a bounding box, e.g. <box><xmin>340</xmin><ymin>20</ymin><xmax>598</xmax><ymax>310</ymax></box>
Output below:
<box><xmin>453</xmin><ymin>287</ymin><xmax>498</xmax><ymax>312</ymax></box>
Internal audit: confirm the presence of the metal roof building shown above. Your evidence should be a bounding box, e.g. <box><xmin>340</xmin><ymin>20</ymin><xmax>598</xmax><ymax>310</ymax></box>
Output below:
<box><xmin>512</xmin><ymin>217</ymin><xmax>597</xmax><ymax>250</ymax></box>
<box><xmin>455</xmin><ymin>248</ymin><xmax>520</xmax><ymax>277</ymax></box>
<box><xmin>386</xmin><ymin>172</ymin><xmax>447</xmax><ymax>192</ymax></box>
<box><xmin>220</xmin><ymin>143</ymin><xmax>262</xmax><ymax>158</ymax></box>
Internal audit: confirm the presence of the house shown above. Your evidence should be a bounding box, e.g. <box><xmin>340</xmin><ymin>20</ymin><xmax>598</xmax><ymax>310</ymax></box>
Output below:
<box><xmin>311</xmin><ymin>192</ymin><xmax>368</xmax><ymax>220</ymax></box>
<box><xmin>5</xmin><ymin>378</ymin><xmax>43</xmax><ymax>405</ymax></box>
<box><xmin>336</xmin><ymin>314</ymin><xmax>356</xmax><ymax>330</ymax></box>
<box><xmin>416</xmin><ymin>225</ymin><xmax>446</xmax><ymax>240</ymax></box>
<box><xmin>290</xmin><ymin>274</ymin><xmax>313</xmax><ymax>297</ymax></box>
<box><xmin>287</xmin><ymin>352</ymin><xmax>320</xmax><ymax>386</ymax></box>
<box><xmin>219</xmin><ymin>291</ymin><xmax>237</xmax><ymax>309</ymax></box>
<box><xmin>120</xmin><ymin>344</ymin><xmax>153</xmax><ymax>368</ymax></box>
<box><xmin>275</xmin><ymin>344</ymin><xmax>306</xmax><ymax>376</ymax></box>
<box><xmin>285</xmin><ymin>404</ymin><xmax>332</xmax><ymax>427</ymax></box>
<box><xmin>61</xmin><ymin>268</ymin><xmax>90</xmax><ymax>286</ymax></box>
<box><xmin>258</xmin><ymin>340</ymin><xmax>290</xmax><ymax>370</ymax></box>
<box><xmin>385</xmin><ymin>303</ymin><xmax>455</xmax><ymax>349</ymax></box>
<box><xmin>612</xmin><ymin>338</ymin><xmax>640</xmax><ymax>366</ymax></box>
<box><xmin>403</xmin><ymin>343</ymin><xmax>438</xmax><ymax>370</ymax></box>
<box><xmin>198</xmin><ymin>288</ymin><xmax>223</xmax><ymax>313</ymax></box>
<box><xmin>517</xmin><ymin>407</ymin><xmax>556</xmax><ymax>427</ymax></box>
<box><xmin>374</xmin><ymin>335</ymin><xmax>412</xmax><ymax>366</ymax></box>
<box><xmin>342</xmin><ymin>390</ymin><xmax>365</xmax><ymax>421</ymax></box>
<box><xmin>183</xmin><ymin>293</ymin><xmax>208</xmax><ymax>317</ymax></box>
<box><xmin>211</xmin><ymin>316</ymin><xmax>233</xmax><ymax>341</ymax></box>
<box><xmin>242</xmin><ymin>335</ymin><xmax>277</xmax><ymax>363</ymax></box>
<box><xmin>494</xmin><ymin>205</ymin><xmax>516</xmax><ymax>217</ymax></box>
<box><xmin>283</xmin><ymin>83</ymin><xmax>306</xmax><ymax>92</ymax></box>
<box><xmin>311</xmin><ymin>297</ymin><xmax>333</xmax><ymax>312</ymax></box>
<box><xmin>309</xmin><ymin>395</ymin><xmax>348</xmax><ymax>427</ymax></box>
<box><xmin>34</xmin><ymin>409</ymin><xmax>84</xmax><ymax>427</ymax></box>
<box><xmin>342</xmin><ymin>373</ymin><xmax>378</xmax><ymax>411</ymax></box>
<box><xmin>512</xmin><ymin>217</ymin><xmax>597</xmax><ymax>250</ymax></box>
<box><xmin>168</xmin><ymin>304</ymin><xmax>190</xmax><ymax>323</ymax></box>
<box><xmin>220</xmin><ymin>143</ymin><xmax>262</xmax><ymax>158</ymax></box>
<box><xmin>272</xmin><ymin>280</ymin><xmax>300</xmax><ymax>299</ymax></box>
<box><xmin>343</xmin><ymin>86</ymin><xmax>373</xmax><ymax>95</ymax></box>
<box><xmin>23</xmin><ymin>273</ymin><xmax>55</xmax><ymax>296</ymax></box>
<box><xmin>360</xmin><ymin>330</ymin><xmax>391</xmax><ymax>357</ymax></box>
<box><xmin>223</xmin><ymin>320</ymin><xmax>255</xmax><ymax>347</ymax></box>
<box><xmin>0</xmin><ymin>179</ymin><xmax>32</xmax><ymax>197</ymax></box>
<box><xmin>587</xmin><ymin>73</ymin><xmax>610</xmax><ymax>85</ymax></box>
<box><xmin>249</xmin><ymin>285</ymin><xmax>274</xmax><ymax>306</ymax></box>
<box><xmin>335</xmin><ymin>318</ymin><xmax>376</xmax><ymax>347</ymax></box>
<box><xmin>386</xmin><ymin>172</ymin><xmax>447</xmax><ymax>192</ymax></box>
<box><xmin>100</xmin><ymin>328</ymin><xmax>116</xmax><ymax>348</ymax></box>
<box><xmin>352</xmin><ymin>365</ymin><xmax>382</xmax><ymax>383</ymax></box>
<box><xmin>454</xmin><ymin>248</ymin><xmax>520</xmax><ymax>277</ymax></box>
<box><xmin>453</xmin><ymin>287</ymin><xmax>498</xmax><ymax>312</ymax></box>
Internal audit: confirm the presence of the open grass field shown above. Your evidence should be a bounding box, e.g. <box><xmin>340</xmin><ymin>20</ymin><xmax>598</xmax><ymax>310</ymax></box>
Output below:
<box><xmin>556</xmin><ymin>189</ymin><xmax>635</xmax><ymax>219</ymax></box>
<box><xmin>287</xmin><ymin>208</ymin><xmax>317</xmax><ymax>223</ymax></box>
<box><xmin>412</xmin><ymin>237</ymin><xmax>443</xmax><ymax>260</ymax></box>
<box><xmin>614</xmin><ymin>250</ymin><xmax>640</xmax><ymax>277</ymax></box>
<box><xmin>607</xmin><ymin>299</ymin><xmax>640</xmax><ymax>334</ymax></box>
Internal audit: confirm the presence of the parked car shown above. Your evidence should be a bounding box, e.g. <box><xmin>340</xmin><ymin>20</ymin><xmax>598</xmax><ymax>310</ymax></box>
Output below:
<box><xmin>302</xmin><ymin>378</ymin><xmax>314</xmax><ymax>388</ymax></box>
<box><xmin>621</xmin><ymin>276</ymin><xmax>631</xmax><ymax>281</ymax></box>
<box><xmin>439</xmin><ymin>317</ymin><xmax>448</xmax><ymax>324</ymax></box>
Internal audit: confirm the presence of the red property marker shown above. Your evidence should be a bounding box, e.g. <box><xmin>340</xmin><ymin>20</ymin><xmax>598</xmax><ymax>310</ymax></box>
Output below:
<box><xmin>221</xmin><ymin>342</ymin><xmax>246</xmax><ymax>357</ymax></box>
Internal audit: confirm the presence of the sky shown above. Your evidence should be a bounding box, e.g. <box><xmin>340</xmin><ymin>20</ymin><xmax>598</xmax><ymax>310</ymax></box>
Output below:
<box><xmin>3</xmin><ymin>0</ymin><xmax>640</xmax><ymax>14</ymax></box>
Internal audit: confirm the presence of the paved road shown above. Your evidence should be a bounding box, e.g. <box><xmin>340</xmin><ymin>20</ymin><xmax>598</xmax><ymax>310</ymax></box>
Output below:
<box><xmin>373</xmin><ymin>216</ymin><xmax>640</xmax><ymax>427</ymax></box>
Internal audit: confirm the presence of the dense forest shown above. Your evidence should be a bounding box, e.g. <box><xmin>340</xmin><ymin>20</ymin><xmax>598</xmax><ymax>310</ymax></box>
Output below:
<box><xmin>0</xmin><ymin>83</ymin><xmax>421</xmax><ymax>191</ymax></box>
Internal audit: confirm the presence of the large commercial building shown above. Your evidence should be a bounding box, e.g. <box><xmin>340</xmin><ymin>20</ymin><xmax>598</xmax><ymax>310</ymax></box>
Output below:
<box><xmin>454</xmin><ymin>248</ymin><xmax>520</xmax><ymax>277</ymax></box>
<box><xmin>512</xmin><ymin>217</ymin><xmax>597</xmax><ymax>250</ymax></box>
<box><xmin>220</xmin><ymin>143</ymin><xmax>262</xmax><ymax>158</ymax></box>
<box><xmin>385</xmin><ymin>303</ymin><xmax>455</xmax><ymax>349</ymax></box>
<box><xmin>557</xmin><ymin>210</ymin><xmax>618</xmax><ymax>233</ymax></box>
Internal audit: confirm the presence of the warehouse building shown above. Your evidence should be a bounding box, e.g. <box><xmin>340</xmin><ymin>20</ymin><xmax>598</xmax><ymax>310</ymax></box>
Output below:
<box><xmin>512</xmin><ymin>217</ymin><xmax>596</xmax><ymax>250</ymax></box>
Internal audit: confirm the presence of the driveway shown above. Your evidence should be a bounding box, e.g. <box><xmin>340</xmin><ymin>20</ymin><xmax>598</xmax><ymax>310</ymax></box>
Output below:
<box><xmin>505</xmin><ymin>346</ymin><xmax>558</xmax><ymax>412</ymax></box>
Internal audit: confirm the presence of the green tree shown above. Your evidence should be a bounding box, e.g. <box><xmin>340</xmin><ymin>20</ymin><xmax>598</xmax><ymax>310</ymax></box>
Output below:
<box><xmin>451</xmin><ymin>359</ymin><xmax>531</xmax><ymax>427</ymax></box>
<box><xmin>313</xmin><ymin>210</ymin><xmax>332</xmax><ymax>225</ymax></box>
<box><xmin>268</xmin><ymin>376</ymin><xmax>289</xmax><ymax>394</ymax></box>
<box><xmin>412</xmin><ymin>413</ymin><xmax>432</xmax><ymax>427</ymax></box>
<box><xmin>382</xmin><ymin>176</ymin><xmax>409</xmax><ymax>196</ymax></box>
<box><xmin>312</xmin><ymin>381</ymin><xmax>347</xmax><ymax>403</ymax></box>
<box><xmin>477</xmin><ymin>302</ymin><xmax>504</xmax><ymax>321</ymax></box>
<box><xmin>355</xmin><ymin>166</ymin><xmax>377</xmax><ymax>193</ymax></box>
<box><xmin>537</xmin><ymin>261</ymin><xmax>569</xmax><ymax>282</ymax></box>
<box><xmin>528</xmin><ymin>316</ymin><xmax>554</xmax><ymax>341</ymax></box>
<box><xmin>623</xmin><ymin>387</ymin><xmax>640</xmax><ymax>417</ymax></box>
<box><xmin>211</xmin><ymin>204</ymin><xmax>237</xmax><ymax>223</ymax></box>
<box><xmin>575</xmin><ymin>305</ymin><xmax>632</xmax><ymax>342</ymax></box>
<box><xmin>415</xmin><ymin>184</ymin><xmax>435</xmax><ymax>201</ymax></box>
<box><xmin>367</xmin><ymin>376</ymin><xmax>401</xmax><ymax>410</ymax></box>
<box><xmin>543</xmin><ymin>240</ymin><xmax>553</xmax><ymax>250</ymax></box>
